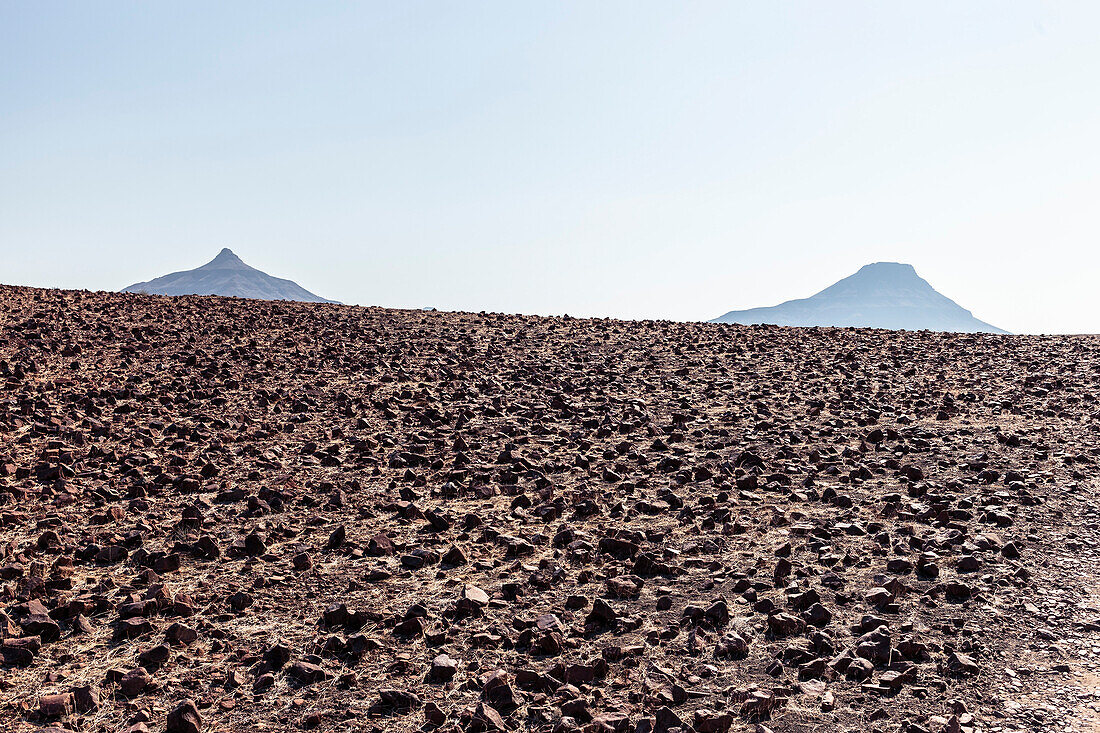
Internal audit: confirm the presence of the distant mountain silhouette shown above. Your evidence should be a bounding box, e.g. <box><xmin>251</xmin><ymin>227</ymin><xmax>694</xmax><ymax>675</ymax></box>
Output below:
<box><xmin>122</xmin><ymin>249</ymin><xmax>337</xmax><ymax>303</ymax></box>
<box><xmin>712</xmin><ymin>262</ymin><xmax>1006</xmax><ymax>333</ymax></box>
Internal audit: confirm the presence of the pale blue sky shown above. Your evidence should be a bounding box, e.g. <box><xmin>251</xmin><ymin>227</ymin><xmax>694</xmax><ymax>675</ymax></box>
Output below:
<box><xmin>3</xmin><ymin>2</ymin><xmax>1099</xmax><ymax>333</ymax></box>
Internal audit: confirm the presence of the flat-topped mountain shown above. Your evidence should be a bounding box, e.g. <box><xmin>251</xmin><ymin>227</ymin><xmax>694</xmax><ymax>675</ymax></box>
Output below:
<box><xmin>712</xmin><ymin>262</ymin><xmax>1006</xmax><ymax>333</ymax></box>
<box><xmin>122</xmin><ymin>248</ymin><xmax>337</xmax><ymax>303</ymax></box>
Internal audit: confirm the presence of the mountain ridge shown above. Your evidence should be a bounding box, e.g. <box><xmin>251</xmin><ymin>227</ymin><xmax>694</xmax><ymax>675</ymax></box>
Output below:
<box><xmin>712</xmin><ymin>262</ymin><xmax>1006</xmax><ymax>334</ymax></box>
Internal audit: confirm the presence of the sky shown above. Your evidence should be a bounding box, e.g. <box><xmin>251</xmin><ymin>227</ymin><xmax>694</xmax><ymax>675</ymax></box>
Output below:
<box><xmin>3</xmin><ymin>1</ymin><xmax>1100</xmax><ymax>334</ymax></box>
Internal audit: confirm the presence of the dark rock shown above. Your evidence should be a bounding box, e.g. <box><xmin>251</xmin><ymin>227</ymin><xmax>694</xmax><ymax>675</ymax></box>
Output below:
<box><xmin>377</xmin><ymin>688</ymin><xmax>421</xmax><ymax>711</ymax></box>
<box><xmin>429</xmin><ymin>654</ymin><xmax>459</xmax><ymax>682</ymax></box>
<box><xmin>119</xmin><ymin>667</ymin><xmax>151</xmax><ymax>697</ymax></box>
<box><xmin>166</xmin><ymin>699</ymin><xmax>202</xmax><ymax>733</ymax></box>
<box><xmin>288</xmin><ymin>660</ymin><xmax>328</xmax><ymax>685</ymax></box>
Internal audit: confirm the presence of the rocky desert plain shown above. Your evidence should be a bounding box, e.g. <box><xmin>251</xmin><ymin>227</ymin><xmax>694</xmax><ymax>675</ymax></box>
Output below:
<box><xmin>2</xmin><ymin>283</ymin><xmax>1100</xmax><ymax>733</ymax></box>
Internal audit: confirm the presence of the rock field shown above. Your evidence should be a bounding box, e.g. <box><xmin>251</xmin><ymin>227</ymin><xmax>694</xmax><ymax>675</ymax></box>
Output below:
<box><xmin>1</xmin><ymin>284</ymin><xmax>1099</xmax><ymax>732</ymax></box>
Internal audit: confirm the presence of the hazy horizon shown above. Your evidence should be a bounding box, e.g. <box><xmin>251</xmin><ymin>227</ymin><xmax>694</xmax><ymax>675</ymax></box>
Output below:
<box><xmin>4</xmin><ymin>2</ymin><xmax>1100</xmax><ymax>333</ymax></box>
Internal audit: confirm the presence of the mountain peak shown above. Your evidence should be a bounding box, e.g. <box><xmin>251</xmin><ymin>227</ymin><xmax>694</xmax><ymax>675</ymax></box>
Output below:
<box><xmin>858</xmin><ymin>261</ymin><xmax>917</xmax><ymax>275</ymax></box>
<box><xmin>824</xmin><ymin>261</ymin><xmax>933</xmax><ymax>295</ymax></box>
<box><xmin>204</xmin><ymin>248</ymin><xmax>249</xmax><ymax>270</ymax></box>
<box><xmin>848</xmin><ymin>262</ymin><xmax>922</xmax><ymax>285</ymax></box>
<box><xmin>711</xmin><ymin>262</ymin><xmax>1005</xmax><ymax>334</ymax></box>
<box><xmin>122</xmin><ymin>250</ymin><xmax>337</xmax><ymax>303</ymax></box>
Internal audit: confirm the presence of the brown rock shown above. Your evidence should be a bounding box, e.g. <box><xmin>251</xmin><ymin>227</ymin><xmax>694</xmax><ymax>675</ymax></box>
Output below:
<box><xmin>71</xmin><ymin>684</ymin><xmax>100</xmax><ymax>713</ymax></box>
<box><xmin>166</xmin><ymin>698</ymin><xmax>202</xmax><ymax>733</ymax></box>
<box><xmin>119</xmin><ymin>667</ymin><xmax>151</xmax><ymax>697</ymax></box>
<box><xmin>39</xmin><ymin>693</ymin><xmax>73</xmax><ymax>718</ymax></box>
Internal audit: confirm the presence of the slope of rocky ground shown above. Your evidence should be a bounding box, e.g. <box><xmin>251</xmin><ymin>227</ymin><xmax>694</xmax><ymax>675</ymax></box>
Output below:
<box><xmin>1</xmin><ymin>284</ymin><xmax>1098</xmax><ymax>733</ymax></box>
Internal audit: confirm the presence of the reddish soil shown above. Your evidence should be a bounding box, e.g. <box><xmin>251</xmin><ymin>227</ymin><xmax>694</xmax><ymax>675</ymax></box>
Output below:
<box><xmin>2</xmin><ymin>285</ymin><xmax>1099</xmax><ymax>733</ymax></box>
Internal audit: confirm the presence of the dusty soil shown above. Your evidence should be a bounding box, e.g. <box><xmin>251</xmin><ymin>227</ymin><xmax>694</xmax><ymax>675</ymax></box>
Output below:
<box><xmin>1</xmin><ymin>284</ymin><xmax>1099</xmax><ymax>733</ymax></box>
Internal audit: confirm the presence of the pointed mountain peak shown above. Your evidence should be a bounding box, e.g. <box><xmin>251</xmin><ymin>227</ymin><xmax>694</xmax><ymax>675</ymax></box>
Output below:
<box><xmin>204</xmin><ymin>248</ymin><xmax>250</xmax><ymax>269</ymax></box>
<box><xmin>121</xmin><ymin>249</ymin><xmax>337</xmax><ymax>303</ymax></box>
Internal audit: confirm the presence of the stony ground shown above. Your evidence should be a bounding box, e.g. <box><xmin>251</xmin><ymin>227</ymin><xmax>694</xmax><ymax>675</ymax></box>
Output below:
<box><xmin>1</xmin><ymin>284</ymin><xmax>1099</xmax><ymax>733</ymax></box>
